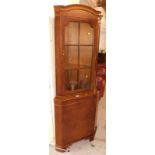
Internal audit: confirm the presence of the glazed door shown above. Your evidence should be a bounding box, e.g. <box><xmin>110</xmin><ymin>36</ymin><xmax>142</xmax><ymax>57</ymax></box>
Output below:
<box><xmin>64</xmin><ymin>21</ymin><xmax>95</xmax><ymax>93</ymax></box>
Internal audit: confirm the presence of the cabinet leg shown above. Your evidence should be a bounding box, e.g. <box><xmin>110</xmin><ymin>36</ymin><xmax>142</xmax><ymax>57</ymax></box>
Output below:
<box><xmin>55</xmin><ymin>146</ymin><xmax>69</xmax><ymax>152</ymax></box>
<box><xmin>89</xmin><ymin>127</ymin><xmax>97</xmax><ymax>142</ymax></box>
<box><xmin>89</xmin><ymin>136</ymin><xmax>95</xmax><ymax>142</ymax></box>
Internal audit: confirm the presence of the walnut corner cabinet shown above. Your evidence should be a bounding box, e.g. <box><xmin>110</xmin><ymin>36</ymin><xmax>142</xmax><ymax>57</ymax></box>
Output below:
<box><xmin>54</xmin><ymin>4</ymin><xmax>102</xmax><ymax>152</ymax></box>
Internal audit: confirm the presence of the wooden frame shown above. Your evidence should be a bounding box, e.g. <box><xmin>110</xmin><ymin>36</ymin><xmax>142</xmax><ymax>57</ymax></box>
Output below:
<box><xmin>54</xmin><ymin>4</ymin><xmax>101</xmax><ymax>152</ymax></box>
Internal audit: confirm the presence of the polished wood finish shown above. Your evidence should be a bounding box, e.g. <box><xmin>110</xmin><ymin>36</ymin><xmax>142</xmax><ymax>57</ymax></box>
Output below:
<box><xmin>54</xmin><ymin>4</ymin><xmax>101</xmax><ymax>152</ymax></box>
<box><xmin>55</xmin><ymin>92</ymin><xmax>97</xmax><ymax>150</ymax></box>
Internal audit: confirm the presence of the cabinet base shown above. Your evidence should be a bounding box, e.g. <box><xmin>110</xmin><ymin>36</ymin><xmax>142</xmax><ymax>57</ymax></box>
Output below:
<box><xmin>54</xmin><ymin>94</ymin><xmax>98</xmax><ymax>153</ymax></box>
<box><xmin>55</xmin><ymin>128</ymin><xmax>97</xmax><ymax>153</ymax></box>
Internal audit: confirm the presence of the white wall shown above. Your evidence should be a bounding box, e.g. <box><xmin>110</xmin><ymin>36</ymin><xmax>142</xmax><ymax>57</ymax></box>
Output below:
<box><xmin>95</xmin><ymin>7</ymin><xmax>106</xmax><ymax>52</ymax></box>
<box><xmin>49</xmin><ymin>0</ymin><xmax>80</xmax><ymax>145</ymax></box>
<box><xmin>80</xmin><ymin>0</ymin><xmax>96</xmax><ymax>7</ymax></box>
<box><xmin>49</xmin><ymin>8</ymin><xmax>55</xmax><ymax>145</ymax></box>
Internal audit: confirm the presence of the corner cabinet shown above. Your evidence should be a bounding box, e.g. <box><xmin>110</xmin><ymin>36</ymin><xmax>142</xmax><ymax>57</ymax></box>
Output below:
<box><xmin>54</xmin><ymin>4</ymin><xmax>101</xmax><ymax>152</ymax></box>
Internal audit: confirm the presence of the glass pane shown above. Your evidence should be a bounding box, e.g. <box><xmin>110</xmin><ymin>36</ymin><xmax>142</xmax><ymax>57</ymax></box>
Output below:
<box><xmin>79</xmin><ymin>46</ymin><xmax>92</xmax><ymax>67</ymax></box>
<box><xmin>65</xmin><ymin>70</ymin><xmax>78</xmax><ymax>91</ymax></box>
<box><xmin>79</xmin><ymin>69</ymin><xmax>91</xmax><ymax>89</ymax></box>
<box><xmin>65</xmin><ymin>22</ymin><xmax>79</xmax><ymax>45</ymax></box>
<box><xmin>65</xmin><ymin>46</ymin><xmax>78</xmax><ymax>69</ymax></box>
<box><xmin>79</xmin><ymin>23</ymin><xmax>94</xmax><ymax>45</ymax></box>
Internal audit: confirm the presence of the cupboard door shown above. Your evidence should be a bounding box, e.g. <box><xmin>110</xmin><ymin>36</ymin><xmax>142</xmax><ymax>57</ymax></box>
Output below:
<box><xmin>55</xmin><ymin>96</ymin><xmax>96</xmax><ymax>145</ymax></box>
<box><xmin>64</xmin><ymin>21</ymin><xmax>94</xmax><ymax>92</ymax></box>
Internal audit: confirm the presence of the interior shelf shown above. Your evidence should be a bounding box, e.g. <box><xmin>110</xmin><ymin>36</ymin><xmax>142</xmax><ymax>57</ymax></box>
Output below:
<box><xmin>65</xmin><ymin>64</ymin><xmax>91</xmax><ymax>70</ymax></box>
<box><xmin>64</xmin><ymin>44</ymin><xmax>94</xmax><ymax>46</ymax></box>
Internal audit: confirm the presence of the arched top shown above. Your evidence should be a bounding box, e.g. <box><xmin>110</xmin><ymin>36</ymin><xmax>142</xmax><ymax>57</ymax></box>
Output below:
<box><xmin>54</xmin><ymin>4</ymin><xmax>102</xmax><ymax>18</ymax></box>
